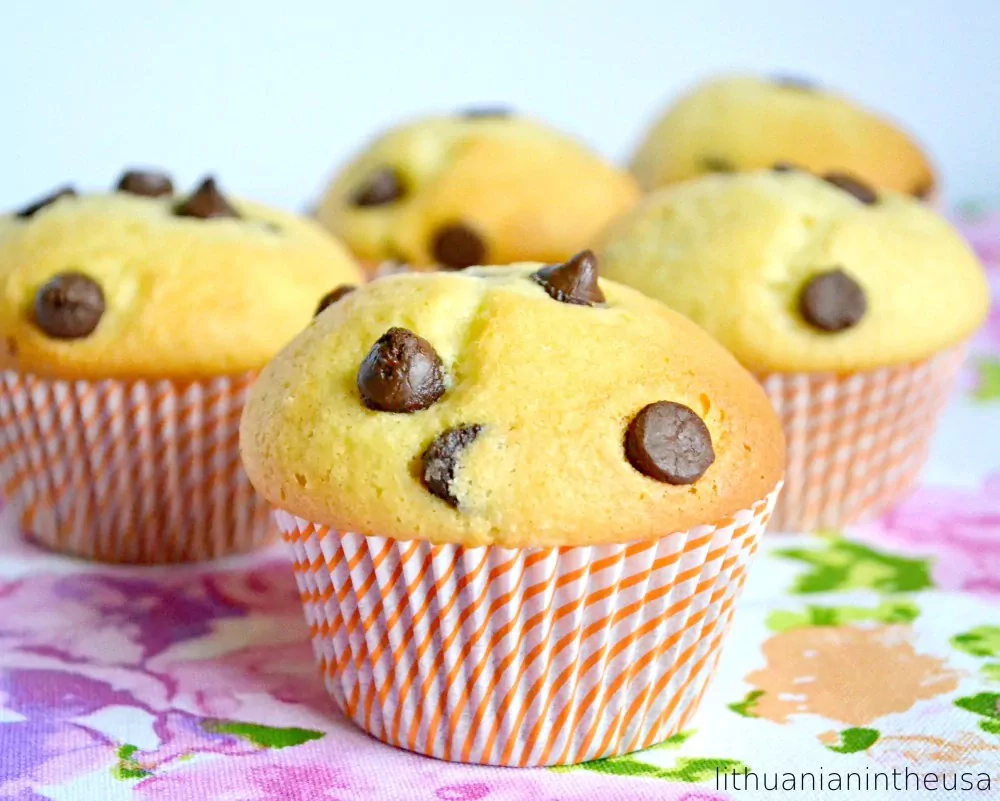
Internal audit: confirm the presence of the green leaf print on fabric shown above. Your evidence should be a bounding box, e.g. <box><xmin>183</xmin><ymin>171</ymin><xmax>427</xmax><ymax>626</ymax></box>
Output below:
<box><xmin>776</xmin><ymin>538</ymin><xmax>933</xmax><ymax>594</ymax></box>
<box><xmin>551</xmin><ymin>731</ymin><xmax>695</xmax><ymax>774</ymax></box>
<box><xmin>729</xmin><ymin>689</ymin><xmax>765</xmax><ymax>718</ymax></box>
<box><xmin>580</xmin><ymin>756</ymin><xmax>748</xmax><ymax>783</ymax></box>
<box><xmin>112</xmin><ymin>744</ymin><xmax>152</xmax><ymax>780</ymax></box>
<box><xmin>954</xmin><ymin>693</ymin><xmax>1000</xmax><ymax>735</ymax></box>
<box><xmin>974</xmin><ymin>359</ymin><xmax>1000</xmax><ymax>402</ymax></box>
<box><xmin>952</xmin><ymin>626</ymin><xmax>1000</xmax><ymax>658</ymax></box>
<box><xmin>558</xmin><ymin>732</ymin><xmax>745</xmax><ymax>783</ymax></box>
<box><xmin>201</xmin><ymin>720</ymin><xmax>324</xmax><ymax>749</ymax></box>
<box><xmin>766</xmin><ymin>601</ymin><xmax>919</xmax><ymax>632</ymax></box>
<box><xmin>825</xmin><ymin>728</ymin><xmax>881</xmax><ymax>753</ymax></box>
<box><xmin>982</xmin><ymin>664</ymin><xmax>1000</xmax><ymax>682</ymax></box>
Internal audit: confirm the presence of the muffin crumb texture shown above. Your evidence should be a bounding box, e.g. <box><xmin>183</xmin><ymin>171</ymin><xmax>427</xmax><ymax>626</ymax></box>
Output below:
<box><xmin>630</xmin><ymin>74</ymin><xmax>935</xmax><ymax>197</ymax></box>
<box><xmin>241</xmin><ymin>260</ymin><xmax>784</xmax><ymax>547</ymax></box>
<box><xmin>0</xmin><ymin>175</ymin><xmax>363</xmax><ymax>379</ymax></box>
<box><xmin>598</xmin><ymin>170</ymin><xmax>988</xmax><ymax>373</ymax></box>
<box><xmin>317</xmin><ymin>114</ymin><xmax>641</xmax><ymax>270</ymax></box>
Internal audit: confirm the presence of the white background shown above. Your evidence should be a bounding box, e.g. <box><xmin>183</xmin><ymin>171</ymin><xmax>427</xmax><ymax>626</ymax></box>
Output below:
<box><xmin>2</xmin><ymin>0</ymin><xmax>999</xmax><ymax>211</ymax></box>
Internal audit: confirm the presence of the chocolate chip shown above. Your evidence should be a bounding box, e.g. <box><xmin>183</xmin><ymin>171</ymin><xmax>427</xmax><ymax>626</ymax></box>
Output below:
<box><xmin>772</xmin><ymin>74</ymin><xmax>816</xmax><ymax>91</ymax></box>
<box><xmin>799</xmin><ymin>268</ymin><xmax>867</xmax><ymax>332</ymax></box>
<box><xmin>912</xmin><ymin>179</ymin><xmax>935</xmax><ymax>200</ymax></box>
<box><xmin>351</xmin><ymin>167</ymin><xmax>405</xmax><ymax>207</ymax></box>
<box><xmin>772</xmin><ymin>161</ymin><xmax>800</xmax><ymax>173</ymax></box>
<box><xmin>315</xmin><ymin>285</ymin><xmax>356</xmax><ymax>316</ymax></box>
<box><xmin>116</xmin><ymin>169</ymin><xmax>173</xmax><ymax>197</ymax></box>
<box><xmin>625</xmin><ymin>402</ymin><xmax>715</xmax><ymax>485</ymax></box>
<box><xmin>16</xmin><ymin>187</ymin><xmax>77</xmax><ymax>219</ymax></box>
<box><xmin>823</xmin><ymin>172</ymin><xmax>878</xmax><ymax>205</ymax></box>
<box><xmin>701</xmin><ymin>156</ymin><xmax>735</xmax><ymax>173</ymax></box>
<box><xmin>33</xmin><ymin>272</ymin><xmax>105</xmax><ymax>340</ymax></box>
<box><xmin>357</xmin><ymin>327</ymin><xmax>446</xmax><ymax>413</ymax></box>
<box><xmin>461</xmin><ymin>107</ymin><xmax>511</xmax><ymax>119</ymax></box>
<box><xmin>431</xmin><ymin>222</ymin><xmax>487</xmax><ymax>269</ymax></box>
<box><xmin>174</xmin><ymin>177</ymin><xmax>240</xmax><ymax>219</ymax></box>
<box><xmin>421</xmin><ymin>424</ymin><xmax>482</xmax><ymax>506</ymax></box>
<box><xmin>531</xmin><ymin>250</ymin><xmax>605</xmax><ymax>306</ymax></box>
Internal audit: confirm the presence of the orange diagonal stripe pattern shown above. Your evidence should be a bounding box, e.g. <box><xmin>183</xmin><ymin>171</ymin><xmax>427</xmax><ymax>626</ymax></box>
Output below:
<box><xmin>759</xmin><ymin>346</ymin><xmax>964</xmax><ymax>532</ymax></box>
<box><xmin>275</xmin><ymin>484</ymin><xmax>780</xmax><ymax>766</ymax></box>
<box><xmin>0</xmin><ymin>370</ymin><xmax>274</xmax><ymax>563</ymax></box>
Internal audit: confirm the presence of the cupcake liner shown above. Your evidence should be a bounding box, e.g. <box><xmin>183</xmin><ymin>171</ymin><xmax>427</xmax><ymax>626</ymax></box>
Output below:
<box><xmin>277</xmin><ymin>484</ymin><xmax>779</xmax><ymax>766</ymax></box>
<box><xmin>758</xmin><ymin>346</ymin><xmax>965</xmax><ymax>532</ymax></box>
<box><xmin>0</xmin><ymin>370</ymin><xmax>273</xmax><ymax>563</ymax></box>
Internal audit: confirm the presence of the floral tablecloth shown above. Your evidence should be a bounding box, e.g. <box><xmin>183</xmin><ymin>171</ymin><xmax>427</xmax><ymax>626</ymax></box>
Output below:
<box><xmin>2</xmin><ymin>204</ymin><xmax>999</xmax><ymax>801</ymax></box>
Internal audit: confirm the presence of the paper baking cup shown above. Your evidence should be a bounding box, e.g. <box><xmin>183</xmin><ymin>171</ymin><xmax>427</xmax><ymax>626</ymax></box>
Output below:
<box><xmin>0</xmin><ymin>371</ymin><xmax>273</xmax><ymax>563</ymax></box>
<box><xmin>759</xmin><ymin>346</ymin><xmax>964</xmax><ymax>532</ymax></box>
<box><xmin>277</xmin><ymin>485</ymin><xmax>779</xmax><ymax>766</ymax></box>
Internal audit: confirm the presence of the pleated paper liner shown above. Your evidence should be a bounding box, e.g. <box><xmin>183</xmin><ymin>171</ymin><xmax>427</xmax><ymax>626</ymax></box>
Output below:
<box><xmin>0</xmin><ymin>370</ymin><xmax>274</xmax><ymax>564</ymax></box>
<box><xmin>277</xmin><ymin>484</ymin><xmax>780</xmax><ymax>766</ymax></box>
<box><xmin>758</xmin><ymin>346</ymin><xmax>965</xmax><ymax>532</ymax></box>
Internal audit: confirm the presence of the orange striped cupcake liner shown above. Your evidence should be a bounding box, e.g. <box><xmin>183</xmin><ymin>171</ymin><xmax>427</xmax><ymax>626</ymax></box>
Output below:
<box><xmin>758</xmin><ymin>345</ymin><xmax>965</xmax><ymax>532</ymax></box>
<box><xmin>277</xmin><ymin>483</ymin><xmax>780</xmax><ymax>766</ymax></box>
<box><xmin>0</xmin><ymin>371</ymin><xmax>274</xmax><ymax>563</ymax></box>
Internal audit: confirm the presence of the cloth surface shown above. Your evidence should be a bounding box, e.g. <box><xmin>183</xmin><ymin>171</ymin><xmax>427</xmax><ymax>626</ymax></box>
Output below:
<box><xmin>1</xmin><ymin>203</ymin><xmax>999</xmax><ymax>800</ymax></box>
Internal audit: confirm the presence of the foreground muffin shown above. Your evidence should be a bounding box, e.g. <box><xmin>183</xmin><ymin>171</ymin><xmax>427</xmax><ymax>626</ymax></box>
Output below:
<box><xmin>630</xmin><ymin>75</ymin><xmax>935</xmax><ymax>199</ymax></box>
<box><xmin>598</xmin><ymin>169</ymin><xmax>988</xmax><ymax>530</ymax></box>
<box><xmin>241</xmin><ymin>253</ymin><xmax>784</xmax><ymax>765</ymax></box>
<box><xmin>316</xmin><ymin>111</ymin><xmax>641</xmax><ymax>272</ymax></box>
<box><xmin>0</xmin><ymin>172</ymin><xmax>363</xmax><ymax>562</ymax></box>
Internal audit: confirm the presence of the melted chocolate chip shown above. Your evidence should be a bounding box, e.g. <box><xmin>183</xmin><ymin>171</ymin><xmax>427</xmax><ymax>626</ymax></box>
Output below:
<box><xmin>823</xmin><ymin>171</ymin><xmax>878</xmax><ymax>205</ymax></box>
<box><xmin>701</xmin><ymin>156</ymin><xmax>735</xmax><ymax>173</ymax></box>
<box><xmin>33</xmin><ymin>272</ymin><xmax>106</xmax><ymax>339</ymax></box>
<box><xmin>174</xmin><ymin>177</ymin><xmax>240</xmax><ymax>219</ymax></box>
<box><xmin>531</xmin><ymin>250</ymin><xmax>605</xmax><ymax>306</ymax></box>
<box><xmin>116</xmin><ymin>169</ymin><xmax>173</xmax><ymax>197</ymax></box>
<box><xmin>16</xmin><ymin>187</ymin><xmax>77</xmax><ymax>219</ymax></box>
<box><xmin>421</xmin><ymin>424</ymin><xmax>482</xmax><ymax>506</ymax></box>
<box><xmin>461</xmin><ymin>107</ymin><xmax>511</xmax><ymax>119</ymax></box>
<box><xmin>772</xmin><ymin>161</ymin><xmax>800</xmax><ymax>173</ymax></box>
<box><xmin>315</xmin><ymin>285</ymin><xmax>356</xmax><ymax>316</ymax></box>
<box><xmin>357</xmin><ymin>327</ymin><xmax>446</xmax><ymax>413</ymax></box>
<box><xmin>799</xmin><ymin>268</ymin><xmax>867</xmax><ymax>332</ymax></box>
<box><xmin>431</xmin><ymin>222</ymin><xmax>487</xmax><ymax>269</ymax></box>
<box><xmin>351</xmin><ymin>167</ymin><xmax>405</xmax><ymax>207</ymax></box>
<box><xmin>772</xmin><ymin>74</ymin><xmax>816</xmax><ymax>91</ymax></box>
<box><xmin>625</xmin><ymin>401</ymin><xmax>715</xmax><ymax>485</ymax></box>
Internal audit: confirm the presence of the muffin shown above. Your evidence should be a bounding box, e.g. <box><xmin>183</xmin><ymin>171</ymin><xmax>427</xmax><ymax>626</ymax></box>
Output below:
<box><xmin>630</xmin><ymin>75</ymin><xmax>935</xmax><ymax>199</ymax></box>
<box><xmin>598</xmin><ymin>169</ymin><xmax>988</xmax><ymax>530</ymax></box>
<box><xmin>0</xmin><ymin>172</ymin><xmax>363</xmax><ymax>562</ymax></box>
<box><xmin>315</xmin><ymin>110</ymin><xmax>641</xmax><ymax>273</ymax></box>
<box><xmin>240</xmin><ymin>252</ymin><xmax>785</xmax><ymax>765</ymax></box>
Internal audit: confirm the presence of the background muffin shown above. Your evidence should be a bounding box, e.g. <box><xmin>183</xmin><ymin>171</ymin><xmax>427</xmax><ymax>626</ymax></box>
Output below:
<box><xmin>0</xmin><ymin>172</ymin><xmax>363</xmax><ymax>562</ymax></box>
<box><xmin>316</xmin><ymin>112</ymin><xmax>641</xmax><ymax>272</ymax></box>
<box><xmin>1</xmin><ymin>175</ymin><xmax>362</xmax><ymax>379</ymax></box>
<box><xmin>598</xmin><ymin>169</ymin><xmax>987</xmax><ymax>529</ymax></box>
<box><xmin>241</xmin><ymin>255</ymin><xmax>784</xmax><ymax>764</ymax></box>
<box><xmin>630</xmin><ymin>75</ymin><xmax>935</xmax><ymax>199</ymax></box>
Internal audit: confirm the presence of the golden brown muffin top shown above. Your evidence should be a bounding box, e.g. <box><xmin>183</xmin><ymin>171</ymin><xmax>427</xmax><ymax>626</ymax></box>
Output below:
<box><xmin>317</xmin><ymin>113</ymin><xmax>640</xmax><ymax>271</ymax></box>
<box><xmin>598</xmin><ymin>170</ymin><xmax>988</xmax><ymax>373</ymax></box>
<box><xmin>0</xmin><ymin>174</ymin><xmax>363</xmax><ymax>380</ymax></box>
<box><xmin>630</xmin><ymin>75</ymin><xmax>935</xmax><ymax>198</ymax></box>
<box><xmin>240</xmin><ymin>256</ymin><xmax>784</xmax><ymax>546</ymax></box>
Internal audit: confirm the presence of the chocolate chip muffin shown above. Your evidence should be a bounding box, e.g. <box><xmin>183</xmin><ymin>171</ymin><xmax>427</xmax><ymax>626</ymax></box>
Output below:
<box><xmin>0</xmin><ymin>172</ymin><xmax>363</xmax><ymax>563</ymax></box>
<box><xmin>1</xmin><ymin>173</ymin><xmax>363</xmax><ymax>379</ymax></box>
<box><xmin>316</xmin><ymin>112</ymin><xmax>641</xmax><ymax>272</ymax></box>
<box><xmin>630</xmin><ymin>75</ymin><xmax>935</xmax><ymax>199</ymax></box>
<box><xmin>597</xmin><ymin>169</ymin><xmax>988</xmax><ymax>530</ymax></box>
<box><xmin>240</xmin><ymin>252</ymin><xmax>783</xmax><ymax>765</ymax></box>
<box><xmin>241</xmin><ymin>252</ymin><xmax>783</xmax><ymax>544</ymax></box>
